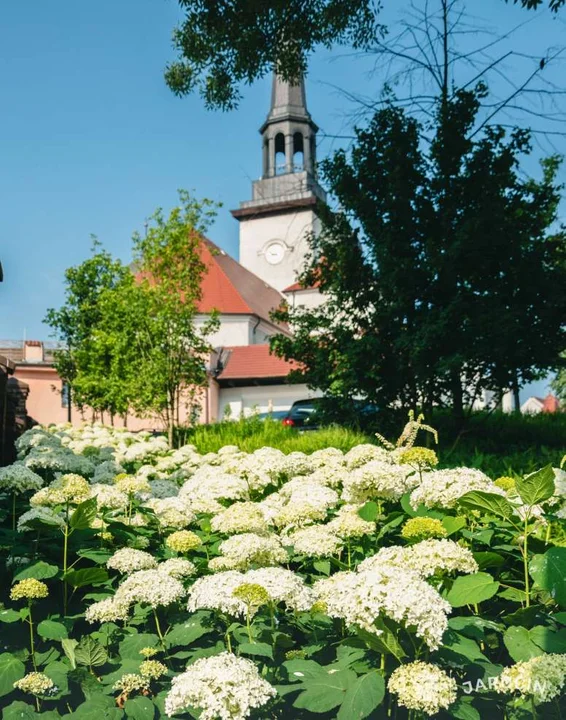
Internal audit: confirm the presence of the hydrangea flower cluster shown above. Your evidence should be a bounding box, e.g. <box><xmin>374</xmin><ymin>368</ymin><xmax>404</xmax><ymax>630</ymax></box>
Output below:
<box><xmin>164</xmin><ymin>652</ymin><xmax>276</xmax><ymax>719</ymax></box>
<box><xmin>388</xmin><ymin>662</ymin><xmax>457</xmax><ymax>715</ymax></box>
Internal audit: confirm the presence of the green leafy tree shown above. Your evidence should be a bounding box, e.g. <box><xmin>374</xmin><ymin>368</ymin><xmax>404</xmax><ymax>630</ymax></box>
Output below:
<box><xmin>271</xmin><ymin>86</ymin><xmax>566</xmax><ymax>419</ymax></box>
<box><xmin>165</xmin><ymin>0</ymin><xmax>564</xmax><ymax>111</ymax></box>
<box><xmin>45</xmin><ymin>240</ymin><xmax>130</xmax><ymax>421</ymax></box>
<box><xmin>102</xmin><ymin>191</ymin><xmax>220</xmax><ymax>445</ymax></box>
<box><xmin>165</xmin><ymin>0</ymin><xmax>381</xmax><ymax>109</ymax></box>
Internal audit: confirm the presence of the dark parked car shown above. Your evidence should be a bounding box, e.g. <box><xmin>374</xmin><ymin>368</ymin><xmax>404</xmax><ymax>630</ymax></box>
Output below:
<box><xmin>255</xmin><ymin>410</ymin><xmax>289</xmax><ymax>421</ymax></box>
<box><xmin>282</xmin><ymin>399</ymin><xmax>323</xmax><ymax>429</ymax></box>
<box><xmin>282</xmin><ymin>398</ymin><xmax>379</xmax><ymax>430</ymax></box>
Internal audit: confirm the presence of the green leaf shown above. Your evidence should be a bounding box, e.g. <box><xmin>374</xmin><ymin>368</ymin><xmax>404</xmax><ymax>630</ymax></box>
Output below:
<box><xmin>119</xmin><ymin>633</ymin><xmax>160</xmax><ymax>659</ymax></box>
<box><xmin>65</xmin><ymin>567</ymin><xmax>109</xmax><ymax>588</ymax></box>
<box><xmin>503</xmin><ymin>626</ymin><xmax>543</xmax><ymax>662</ymax></box>
<box><xmin>62</xmin><ymin>638</ymin><xmax>78</xmax><ymax>669</ymax></box>
<box><xmin>441</xmin><ymin>516</ymin><xmax>467</xmax><ymax>536</ymax></box>
<box><xmin>336</xmin><ymin>671</ymin><xmax>385</xmax><ymax>720</ymax></box>
<box><xmin>446</xmin><ymin>573</ymin><xmax>499</xmax><ymax>608</ymax></box>
<box><xmin>439</xmin><ymin>631</ymin><xmax>488</xmax><ymax>664</ymax></box>
<box><xmin>284</xmin><ymin>659</ymin><xmax>326</xmax><ymax>681</ymax></box>
<box><xmin>238</xmin><ymin>642</ymin><xmax>273</xmax><ymax>659</ymax></box>
<box><xmin>529</xmin><ymin>548</ymin><xmax>566</xmax><ymax>607</ymax></box>
<box><xmin>458</xmin><ymin>491</ymin><xmax>514</xmax><ymax>519</ymax></box>
<box><xmin>44</xmin><ymin>660</ymin><xmax>70</xmax><ymax>698</ymax></box>
<box><xmin>0</xmin><ymin>608</ymin><xmax>21</xmax><ymax>623</ymax></box>
<box><xmin>293</xmin><ymin>668</ymin><xmax>356</xmax><ymax>713</ymax></box>
<box><xmin>13</xmin><ymin>561</ymin><xmax>59</xmax><ymax>582</ymax></box>
<box><xmin>0</xmin><ymin>652</ymin><xmax>25</xmax><ymax>697</ymax></box>
<box><xmin>37</xmin><ymin>620</ymin><xmax>68</xmax><ymax>640</ymax></box>
<box><xmin>124</xmin><ymin>696</ymin><xmax>156</xmax><ymax>720</ymax></box>
<box><xmin>2</xmin><ymin>701</ymin><xmax>38</xmax><ymax>720</ymax></box>
<box><xmin>77</xmin><ymin>549</ymin><xmax>112</xmax><ymax>565</ymax></box>
<box><xmin>450</xmin><ymin>697</ymin><xmax>481</xmax><ymax>720</ymax></box>
<box><xmin>313</xmin><ymin>560</ymin><xmax>331</xmax><ymax>576</ymax></box>
<box><xmin>75</xmin><ymin>637</ymin><xmax>108</xmax><ymax>667</ymax></box>
<box><xmin>165</xmin><ymin>613</ymin><xmax>212</xmax><ymax>648</ymax></box>
<box><xmin>473</xmin><ymin>552</ymin><xmax>505</xmax><ymax>570</ymax></box>
<box><xmin>70</xmin><ymin>697</ymin><xmax>123</xmax><ymax>719</ymax></box>
<box><xmin>70</xmin><ymin>497</ymin><xmax>98</xmax><ymax>530</ymax></box>
<box><xmin>529</xmin><ymin>625</ymin><xmax>566</xmax><ymax>654</ymax></box>
<box><xmin>515</xmin><ymin>465</ymin><xmax>555</xmax><ymax>506</ymax></box>
<box><xmin>358</xmin><ymin>501</ymin><xmax>378</xmax><ymax>522</ymax></box>
<box><xmin>356</xmin><ymin>622</ymin><xmax>406</xmax><ymax>661</ymax></box>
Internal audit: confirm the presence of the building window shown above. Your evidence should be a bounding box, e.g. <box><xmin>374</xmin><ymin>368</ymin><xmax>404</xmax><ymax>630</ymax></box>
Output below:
<box><xmin>61</xmin><ymin>382</ymin><xmax>70</xmax><ymax>408</ymax></box>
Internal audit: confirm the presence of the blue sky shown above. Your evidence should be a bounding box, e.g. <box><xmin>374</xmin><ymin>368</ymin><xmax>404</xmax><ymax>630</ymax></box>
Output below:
<box><xmin>1</xmin><ymin>0</ymin><xmax>564</xmax><ymax>398</ymax></box>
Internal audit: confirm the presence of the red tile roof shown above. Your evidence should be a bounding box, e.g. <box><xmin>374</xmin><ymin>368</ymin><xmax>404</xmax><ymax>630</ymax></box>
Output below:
<box><xmin>219</xmin><ymin>344</ymin><xmax>298</xmax><ymax>380</ymax></box>
<box><xmin>198</xmin><ymin>239</ymin><xmax>287</xmax><ymax>329</ymax></box>
<box><xmin>283</xmin><ymin>280</ymin><xmax>321</xmax><ymax>293</ymax></box>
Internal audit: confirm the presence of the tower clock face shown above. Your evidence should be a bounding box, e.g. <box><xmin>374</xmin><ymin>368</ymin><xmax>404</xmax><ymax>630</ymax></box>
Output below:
<box><xmin>264</xmin><ymin>240</ymin><xmax>286</xmax><ymax>265</ymax></box>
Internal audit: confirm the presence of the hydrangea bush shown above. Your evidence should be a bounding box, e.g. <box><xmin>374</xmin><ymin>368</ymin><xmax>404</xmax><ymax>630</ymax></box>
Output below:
<box><xmin>0</xmin><ymin>418</ymin><xmax>565</xmax><ymax>719</ymax></box>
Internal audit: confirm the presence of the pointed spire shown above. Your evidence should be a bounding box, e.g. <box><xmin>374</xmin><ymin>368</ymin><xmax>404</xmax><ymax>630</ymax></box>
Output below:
<box><xmin>260</xmin><ymin>72</ymin><xmax>318</xmax><ymax>132</ymax></box>
<box><xmin>268</xmin><ymin>73</ymin><xmax>309</xmax><ymax>122</ymax></box>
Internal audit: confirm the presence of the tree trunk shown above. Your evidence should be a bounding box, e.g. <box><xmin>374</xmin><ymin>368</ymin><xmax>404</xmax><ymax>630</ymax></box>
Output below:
<box><xmin>512</xmin><ymin>376</ymin><xmax>521</xmax><ymax>414</ymax></box>
<box><xmin>451</xmin><ymin>369</ymin><xmax>464</xmax><ymax>421</ymax></box>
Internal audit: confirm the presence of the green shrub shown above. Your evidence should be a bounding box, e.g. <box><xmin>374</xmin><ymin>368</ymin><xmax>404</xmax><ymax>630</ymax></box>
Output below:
<box><xmin>176</xmin><ymin>417</ymin><xmax>371</xmax><ymax>454</ymax></box>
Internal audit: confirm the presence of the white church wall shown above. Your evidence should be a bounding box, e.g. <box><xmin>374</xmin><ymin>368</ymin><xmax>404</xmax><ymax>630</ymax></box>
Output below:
<box><xmin>196</xmin><ymin>315</ymin><xmax>251</xmax><ymax>347</ymax></box>
<box><xmin>284</xmin><ymin>288</ymin><xmax>326</xmax><ymax>312</ymax></box>
<box><xmin>218</xmin><ymin>384</ymin><xmax>322</xmax><ymax>419</ymax></box>
<box><xmin>195</xmin><ymin>315</ymin><xmax>285</xmax><ymax>348</ymax></box>
<box><xmin>239</xmin><ymin>208</ymin><xmax>318</xmax><ymax>292</ymax></box>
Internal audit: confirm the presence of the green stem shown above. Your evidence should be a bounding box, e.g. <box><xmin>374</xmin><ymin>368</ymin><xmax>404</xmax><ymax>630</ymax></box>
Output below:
<box><xmin>12</xmin><ymin>492</ymin><xmax>16</xmax><ymax>533</ymax></box>
<box><xmin>153</xmin><ymin>609</ymin><xmax>166</xmax><ymax>651</ymax></box>
<box><xmin>347</xmin><ymin>539</ymin><xmax>352</xmax><ymax>571</ymax></box>
<box><xmin>63</xmin><ymin>526</ymin><xmax>69</xmax><ymax>615</ymax></box>
<box><xmin>246</xmin><ymin>607</ymin><xmax>253</xmax><ymax>644</ymax></box>
<box><xmin>28</xmin><ymin>604</ymin><xmax>37</xmax><ymax>672</ymax></box>
<box><xmin>226</xmin><ymin>630</ymin><xmax>232</xmax><ymax>653</ymax></box>
<box><xmin>524</xmin><ymin>517</ymin><xmax>531</xmax><ymax>608</ymax></box>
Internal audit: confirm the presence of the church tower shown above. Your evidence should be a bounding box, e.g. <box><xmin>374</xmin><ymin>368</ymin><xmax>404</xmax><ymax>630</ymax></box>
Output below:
<box><xmin>232</xmin><ymin>73</ymin><xmax>326</xmax><ymax>292</ymax></box>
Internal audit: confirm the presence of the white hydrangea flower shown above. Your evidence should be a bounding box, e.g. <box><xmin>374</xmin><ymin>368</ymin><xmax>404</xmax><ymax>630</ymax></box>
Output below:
<box><xmin>314</xmin><ymin>564</ymin><xmax>450</xmax><ymax>650</ymax></box>
<box><xmin>148</xmin><ymin>479</ymin><xmax>179</xmax><ymax>499</ymax></box>
<box><xmin>91</xmin><ymin>459</ymin><xmax>125</xmax><ymax>485</ymax></box>
<box><xmin>0</xmin><ymin>462</ymin><xmax>43</xmax><ymax>494</ymax></box>
<box><xmin>326</xmin><ymin>505</ymin><xmax>376</xmax><ymax>538</ymax></box>
<box><xmin>179</xmin><ymin>470</ymin><xmax>248</xmax><ymax>504</ymax></box>
<box><xmin>17</xmin><ymin>507</ymin><xmax>66</xmax><ymax>532</ymax></box>
<box><xmin>164</xmin><ymin>652</ymin><xmax>276</xmax><ymax>720</ymax></box>
<box><xmin>388</xmin><ymin>662</ymin><xmax>457</xmax><ymax>715</ymax></box>
<box><xmin>211</xmin><ymin>502</ymin><xmax>269</xmax><ymax>535</ymax></box>
<box><xmin>285</xmin><ymin>525</ymin><xmax>343</xmax><ymax>558</ymax></box>
<box><xmin>144</xmin><ymin>496</ymin><xmax>196</xmax><ymax>529</ymax></box>
<box><xmin>358</xmin><ymin>539</ymin><xmax>478</xmax><ymax>578</ymax></box>
<box><xmin>409</xmin><ymin>468</ymin><xmax>505</xmax><ymax>510</ymax></box>
<box><xmin>115</xmin><ymin>568</ymin><xmax>186</xmax><ymax>609</ymax></box>
<box><xmin>245</xmin><ymin>567</ymin><xmax>315</xmax><ymax>612</ymax></box>
<box><xmin>85</xmin><ymin>596</ymin><xmax>131</xmax><ymax>623</ymax></box>
<box><xmin>188</xmin><ymin>571</ymin><xmax>249</xmax><ymax>617</ymax></box>
<box><xmin>209</xmin><ymin>533</ymin><xmax>288</xmax><ymax>571</ymax></box>
<box><xmin>493</xmin><ymin>654</ymin><xmax>566</xmax><ymax>703</ymax></box>
<box><xmin>158</xmin><ymin>557</ymin><xmax>196</xmax><ymax>579</ymax></box>
<box><xmin>90</xmin><ymin>483</ymin><xmax>129</xmax><ymax>510</ymax></box>
<box><xmin>107</xmin><ymin>548</ymin><xmax>157</xmax><ymax>574</ymax></box>
<box><xmin>342</xmin><ymin>460</ymin><xmax>417</xmax><ymax>504</ymax></box>
<box><xmin>344</xmin><ymin>444</ymin><xmax>390</xmax><ymax>469</ymax></box>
